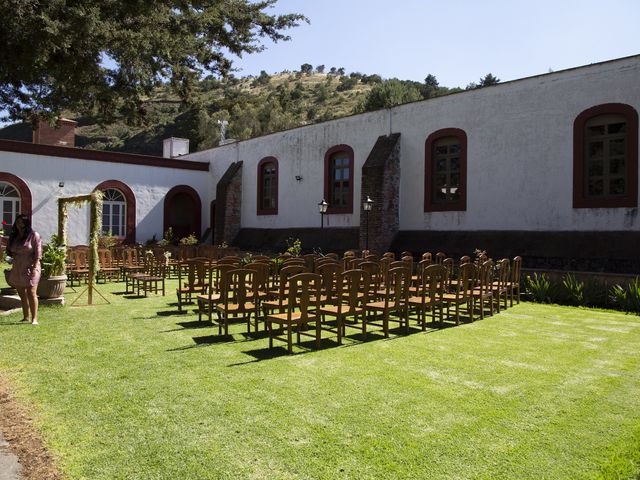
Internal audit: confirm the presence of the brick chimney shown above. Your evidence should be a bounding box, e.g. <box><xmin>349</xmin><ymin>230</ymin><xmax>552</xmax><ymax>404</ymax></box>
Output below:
<box><xmin>32</xmin><ymin>118</ymin><xmax>77</xmax><ymax>147</ymax></box>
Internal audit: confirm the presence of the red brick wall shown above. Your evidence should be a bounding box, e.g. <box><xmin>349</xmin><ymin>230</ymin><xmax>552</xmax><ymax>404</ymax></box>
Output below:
<box><xmin>32</xmin><ymin>118</ymin><xmax>76</xmax><ymax>147</ymax></box>
<box><xmin>360</xmin><ymin>134</ymin><xmax>401</xmax><ymax>254</ymax></box>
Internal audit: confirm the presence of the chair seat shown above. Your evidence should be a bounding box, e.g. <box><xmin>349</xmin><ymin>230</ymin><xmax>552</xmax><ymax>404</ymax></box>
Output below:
<box><xmin>319</xmin><ymin>304</ymin><xmax>364</xmax><ymax>316</ymax></box>
<box><xmin>267</xmin><ymin>312</ymin><xmax>319</xmax><ymax>324</ymax></box>
<box><xmin>365</xmin><ymin>301</ymin><xmax>402</xmax><ymax>310</ymax></box>
<box><xmin>197</xmin><ymin>293</ymin><xmax>221</xmax><ymax>303</ymax></box>
<box><xmin>407</xmin><ymin>296</ymin><xmax>441</xmax><ymax>306</ymax></box>
<box><xmin>442</xmin><ymin>293</ymin><xmax>465</xmax><ymax>302</ymax></box>
<box><xmin>215</xmin><ymin>302</ymin><xmax>256</xmax><ymax>313</ymax></box>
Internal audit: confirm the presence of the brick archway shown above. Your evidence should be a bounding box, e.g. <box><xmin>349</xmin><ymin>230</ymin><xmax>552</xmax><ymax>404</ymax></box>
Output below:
<box><xmin>0</xmin><ymin>172</ymin><xmax>32</xmax><ymax>216</ymax></box>
<box><xmin>164</xmin><ymin>185</ymin><xmax>202</xmax><ymax>240</ymax></box>
<box><xmin>94</xmin><ymin>180</ymin><xmax>136</xmax><ymax>244</ymax></box>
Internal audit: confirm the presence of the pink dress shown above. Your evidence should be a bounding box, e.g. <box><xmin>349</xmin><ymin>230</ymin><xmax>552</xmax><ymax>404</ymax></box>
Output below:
<box><xmin>7</xmin><ymin>231</ymin><xmax>42</xmax><ymax>288</ymax></box>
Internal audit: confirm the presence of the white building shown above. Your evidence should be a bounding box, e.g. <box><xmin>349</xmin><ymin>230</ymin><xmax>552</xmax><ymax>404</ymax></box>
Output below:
<box><xmin>1</xmin><ymin>55</ymin><xmax>639</xmax><ymax>272</ymax></box>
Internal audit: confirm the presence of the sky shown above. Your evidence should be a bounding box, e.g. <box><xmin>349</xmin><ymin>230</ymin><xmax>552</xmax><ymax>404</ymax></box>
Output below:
<box><xmin>232</xmin><ymin>0</ymin><xmax>640</xmax><ymax>88</ymax></box>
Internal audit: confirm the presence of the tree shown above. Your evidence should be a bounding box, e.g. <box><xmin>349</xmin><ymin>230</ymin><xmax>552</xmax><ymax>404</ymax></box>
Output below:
<box><xmin>300</xmin><ymin>63</ymin><xmax>313</xmax><ymax>75</ymax></box>
<box><xmin>467</xmin><ymin>73</ymin><xmax>500</xmax><ymax>90</ymax></box>
<box><xmin>357</xmin><ymin>79</ymin><xmax>422</xmax><ymax>112</ymax></box>
<box><xmin>315</xmin><ymin>65</ymin><xmax>325</xmax><ymax>74</ymax></box>
<box><xmin>424</xmin><ymin>74</ymin><xmax>439</xmax><ymax>89</ymax></box>
<box><xmin>478</xmin><ymin>73</ymin><xmax>500</xmax><ymax>87</ymax></box>
<box><xmin>0</xmin><ymin>0</ymin><xmax>307</xmax><ymax>123</ymax></box>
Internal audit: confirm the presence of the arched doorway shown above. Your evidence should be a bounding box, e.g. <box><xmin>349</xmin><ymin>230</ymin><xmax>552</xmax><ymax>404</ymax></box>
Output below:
<box><xmin>164</xmin><ymin>185</ymin><xmax>202</xmax><ymax>240</ymax></box>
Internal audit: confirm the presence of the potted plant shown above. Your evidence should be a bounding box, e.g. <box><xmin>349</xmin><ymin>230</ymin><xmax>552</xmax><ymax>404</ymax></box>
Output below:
<box><xmin>37</xmin><ymin>234</ymin><xmax>67</xmax><ymax>300</ymax></box>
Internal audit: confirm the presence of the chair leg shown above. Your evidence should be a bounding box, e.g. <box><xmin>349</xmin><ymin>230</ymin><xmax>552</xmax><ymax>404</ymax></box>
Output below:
<box><xmin>287</xmin><ymin>324</ymin><xmax>293</xmax><ymax>354</ymax></box>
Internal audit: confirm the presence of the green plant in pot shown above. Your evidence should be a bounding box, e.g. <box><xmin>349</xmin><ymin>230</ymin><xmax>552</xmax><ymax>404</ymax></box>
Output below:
<box><xmin>37</xmin><ymin>234</ymin><xmax>67</xmax><ymax>300</ymax></box>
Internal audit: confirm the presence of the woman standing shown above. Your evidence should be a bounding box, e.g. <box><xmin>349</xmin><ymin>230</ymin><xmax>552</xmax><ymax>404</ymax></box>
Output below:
<box><xmin>6</xmin><ymin>214</ymin><xmax>42</xmax><ymax>325</ymax></box>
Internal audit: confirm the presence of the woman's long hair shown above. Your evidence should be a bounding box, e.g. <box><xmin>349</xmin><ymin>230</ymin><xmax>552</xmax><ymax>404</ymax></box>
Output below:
<box><xmin>8</xmin><ymin>214</ymin><xmax>32</xmax><ymax>250</ymax></box>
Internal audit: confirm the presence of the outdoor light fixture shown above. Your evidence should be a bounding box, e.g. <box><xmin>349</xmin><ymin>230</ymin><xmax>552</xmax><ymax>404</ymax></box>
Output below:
<box><xmin>295</xmin><ymin>175</ymin><xmax>303</xmax><ymax>182</ymax></box>
<box><xmin>318</xmin><ymin>199</ymin><xmax>328</xmax><ymax>229</ymax></box>
<box><xmin>58</xmin><ymin>181</ymin><xmax>65</xmax><ymax>188</ymax></box>
<box><xmin>363</xmin><ymin>196</ymin><xmax>374</xmax><ymax>250</ymax></box>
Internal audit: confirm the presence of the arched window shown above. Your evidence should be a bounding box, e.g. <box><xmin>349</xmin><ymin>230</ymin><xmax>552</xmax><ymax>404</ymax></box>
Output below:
<box><xmin>324</xmin><ymin>145</ymin><xmax>354</xmax><ymax>214</ymax></box>
<box><xmin>0</xmin><ymin>182</ymin><xmax>20</xmax><ymax>226</ymax></box>
<box><xmin>257</xmin><ymin>157</ymin><xmax>278</xmax><ymax>215</ymax></box>
<box><xmin>573</xmin><ymin>104</ymin><xmax>638</xmax><ymax>208</ymax></box>
<box><xmin>424</xmin><ymin>128</ymin><xmax>467</xmax><ymax>212</ymax></box>
<box><xmin>102</xmin><ymin>188</ymin><xmax>127</xmax><ymax>237</ymax></box>
<box><xmin>94</xmin><ymin>180</ymin><xmax>136</xmax><ymax>243</ymax></box>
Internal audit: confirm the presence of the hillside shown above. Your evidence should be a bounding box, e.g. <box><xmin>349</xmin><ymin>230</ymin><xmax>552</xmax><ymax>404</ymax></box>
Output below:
<box><xmin>0</xmin><ymin>69</ymin><xmax>458</xmax><ymax>156</ymax></box>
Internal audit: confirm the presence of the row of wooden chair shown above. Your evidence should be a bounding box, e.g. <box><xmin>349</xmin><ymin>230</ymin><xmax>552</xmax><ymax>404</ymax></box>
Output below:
<box><xmin>187</xmin><ymin>255</ymin><xmax>522</xmax><ymax>354</ymax></box>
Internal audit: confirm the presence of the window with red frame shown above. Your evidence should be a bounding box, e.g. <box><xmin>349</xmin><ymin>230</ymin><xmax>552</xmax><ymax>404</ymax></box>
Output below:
<box><xmin>257</xmin><ymin>157</ymin><xmax>278</xmax><ymax>215</ymax></box>
<box><xmin>424</xmin><ymin>128</ymin><xmax>467</xmax><ymax>212</ymax></box>
<box><xmin>573</xmin><ymin>103</ymin><xmax>638</xmax><ymax>208</ymax></box>
<box><xmin>323</xmin><ymin>145</ymin><xmax>354</xmax><ymax>214</ymax></box>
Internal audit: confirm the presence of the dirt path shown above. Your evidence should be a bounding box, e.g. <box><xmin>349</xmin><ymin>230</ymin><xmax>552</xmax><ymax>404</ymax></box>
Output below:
<box><xmin>0</xmin><ymin>379</ymin><xmax>60</xmax><ymax>480</ymax></box>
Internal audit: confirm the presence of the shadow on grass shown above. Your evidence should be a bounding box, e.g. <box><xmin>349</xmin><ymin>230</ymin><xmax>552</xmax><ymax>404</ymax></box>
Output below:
<box><xmin>156</xmin><ymin>310</ymin><xmax>189</xmax><ymax>317</ymax></box>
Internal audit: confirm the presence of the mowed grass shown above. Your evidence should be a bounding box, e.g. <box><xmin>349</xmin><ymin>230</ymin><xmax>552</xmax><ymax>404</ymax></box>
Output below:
<box><xmin>0</xmin><ymin>279</ymin><xmax>639</xmax><ymax>479</ymax></box>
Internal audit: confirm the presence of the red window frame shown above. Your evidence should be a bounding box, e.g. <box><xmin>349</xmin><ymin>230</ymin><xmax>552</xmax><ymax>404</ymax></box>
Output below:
<box><xmin>323</xmin><ymin>144</ymin><xmax>354</xmax><ymax>214</ymax></box>
<box><xmin>257</xmin><ymin>156</ymin><xmax>278</xmax><ymax>215</ymax></box>
<box><xmin>573</xmin><ymin>103</ymin><xmax>638</xmax><ymax>208</ymax></box>
<box><xmin>424</xmin><ymin>128</ymin><xmax>467</xmax><ymax>212</ymax></box>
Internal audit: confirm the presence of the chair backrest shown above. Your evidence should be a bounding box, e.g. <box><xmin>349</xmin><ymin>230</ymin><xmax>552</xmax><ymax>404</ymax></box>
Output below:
<box><xmin>380</xmin><ymin>266</ymin><xmax>411</xmax><ymax>307</ymax></box>
<box><xmin>302</xmin><ymin>254</ymin><xmax>318</xmax><ymax>271</ymax></box>
<box><xmin>335</xmin><ymin>269</ymin><xmax>371</xmax><ymax>312</ymax></box>
<box><xmin>217</xmin><ymin>255</ymin><xmax>242</xmax><ymax>266</ymax></box>
<box><xmin>324</xmin><ymin>252</ymin><xmax>340</xmax><ymax>261</ymax></box>
<box><xmin>179</xmin><ymin>258</ymin><xmax>208</xmax><ymax>288</ymax></box>
<box><xmin>495</xmin><ymin>258</ymin><xmax>510</xmax><ymax>287</ymax></box>
<box><xmin>314</xmin><ymin>257</ymin><xmax>338</xmax><ymax>271</ymax></box>
<box><xmin>421</xmin><ymin>252</ymin><xmax>433</xmax><ymax>262</ymax></box>
<box><xmin>316</xmin><ymin>262</ymin><xmax>342</xmax><ymax>300</ymax></box>
<box><xmin>416</xmin><ymin>264</ymin><xmax>446</xmax><ymax>303</ymax></box>
<box><xmin>382</xmin><ymin>252</ymin><xmax>396</xmax><ymax>261</ymax></box>
<box><xmin>435</xmin><ymin>252</ymin><xmax>446</xmax><ymax>265</ymax></box>
<box><xmin>477</xmin><ymin>259</ymin><xmax>494</xmax><ymax>293</ymax></box>
<box><xmin>276</xmin><ymin>264</ymin><xmax>306</xmax><ymax>296</ymax></box>
<box><xmin>282</xmin><ymin>257</ymin><xmax>306</xmax><ymax>268</ymax></box>
<box><xmin>251</xmin><ymin>255</ymin><xmax>271</xmax><ymax>263</ymax></box>
<box><xmin>221</xmin><ymin>269</ymin><xmax>257</xmax><ymax>308</ymax></box>
<box><xmin>455</xmin><ymin>263</ymin><xmax>477</xmax><ymax>301</ymax></box>
<box><xmin>459</xmin><ymin>255</ymin><xmax>471</xmax><ymax>264</ymax></box>
<box><xmin>285</xmin><ymin>273</ymin><xmax>322</xmax><ymax>322</ymax></box>
<box><xmin>415</xmin><ymin>258</ymin><xmax>433</xmax><ymax>281</ymax></box>
<box><xmin>245</xmin><ymin>262</ymin><xmax>270</xmax><ymax>293</ymax></box>
<box><xmin>363</xmin><ymin>254</ymin><xmax>378</xmax><ymax>262</ymax></box>
<box><xmin>511</xmin><ymin>256</ymin><xmax>522</xmax><ymax>285</ymax></box>
<box><xmin>360</xmin><ymin>261</ymin><xmax>382</xmax><ymax>292</ymax></box>
<box><xmin>97</xmin><ymin>248</ymin><xmax>112</xmax><ymax>267</ymax></box>
<box><xmin>400</xmin><ymin>251</ymin><xmax>412</xmax><ymax>259</ymax></box>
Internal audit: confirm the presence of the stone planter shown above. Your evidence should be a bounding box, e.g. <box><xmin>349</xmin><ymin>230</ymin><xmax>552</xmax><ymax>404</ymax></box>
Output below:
<box><xmin>37</xmin><ymin>274</ymin><xmax>67</xmax><ymax>300</ymax></box>
<box><xmin>2</xmin><ymin>268</ymin><xmax>16</xmax><ymax>295</ymax></box>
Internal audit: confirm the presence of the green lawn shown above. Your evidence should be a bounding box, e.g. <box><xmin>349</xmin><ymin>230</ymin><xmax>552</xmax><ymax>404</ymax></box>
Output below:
<box><xmin>1</xmin><ymin>279</ymin><xmax>639</xmax><ymax>479</ymax></box>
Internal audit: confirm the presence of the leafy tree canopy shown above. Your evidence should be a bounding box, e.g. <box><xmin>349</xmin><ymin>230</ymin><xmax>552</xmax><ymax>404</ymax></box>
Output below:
<box><xmin>0</xmin><ymin>0</ymin><xmax>306</xmax><ymax>124</ymax></box>
<box><xmin>357</xmin><ymin>79</ymin><xmax>422</xmax><ymax>112</ymax></box>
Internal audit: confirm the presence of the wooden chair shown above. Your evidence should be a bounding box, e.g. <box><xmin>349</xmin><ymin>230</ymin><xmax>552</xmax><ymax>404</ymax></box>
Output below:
<box><xmin>382</xmin><ymin>252</ymin><xmax>396</xmax><ymax>261</ymax></box>
<box><xmin>97</xmin><ymin>248</ymin><xmax>120</xmax><ymax>283</ymax></box>
<box><xmin>176</xmin><ymin>258</ymin><xmax>209</xmax><ymax>311</ymax></box>
<box><xmin>408</xmin><ymin>264</ymin><xmax>446</xmax><ymax>329</ymax></box>
<box><xmin>421</xmin><ymin>252</ymin><xmax>433</xmax><ymax>263</ymax></box>
<box><xmin>363</xmin><ymin>266</ymin><xmax>411</xmax><ymax>337</ymax></box>
<box><xmin>442</xmin><ymin>262</ymin><xmax>476</xmax><ymax>325</ymax></box>
<box><xmin>121</xmin><ymin>247</ymin><xmax>145</xmax><ymax>282</ymax></box>
<box><xmin>435</xmin><ymin>252</ymin><xmax>446</xmax><ymax>265</ymax></box>
<box><xmin>245</xmin><ymin>261</ymin><xmax>271</xmax><ymax>324</ymax></box>
<box><xmin>125</xmin><ymin>251</ymin><xmax>154</xmax><ymax>294</ymax></box>
<box><xmin>266</xmin><ymin>273</ymin><xmax>322</xmax><ymax>354</ymax></box>
<box><xmin>214</xmin><ymin>268</ymin><xmax>259</xmax><ymax>335</ymax></box>
<box><xmin>136</xmin><ymin>254</ymin><xmax>167</xmax><ymax>297</ymax></box>
<box><xmin>262</xmin><ymin>264</ymin><xmax>307</xmax><ymax>321</ymax></box>
<box><xmin>471</xmin><ymin>259</ymin><xmax>494</xmax><ymax>320</ymax></box>
<box><xmin>196</xmin><ymin>264</ymin><xmax>235</xmax><ymax>322</ymax></box>
<box><xmin>507</xmin><ymin>256</ymin><xmax>522</xmax><ymax>306</ymax></box>
<box><xmin>313</xmin><ymin>261</ymin><xmax>342</xmax><ymax>305</ymax></box>
<box><xmin>319</xmin><ymin>269</ymin><xmax>370</xmax><ymax>345</ymax></box>
<box><xmin>67</xmin><ymin>248</ymin><xmax>90</xmax><ymax>286</ymax></box>
<box><xmin>491</xmin><ymin>258</ymin><xmax>511</xmax><ymax>312</ymax></box>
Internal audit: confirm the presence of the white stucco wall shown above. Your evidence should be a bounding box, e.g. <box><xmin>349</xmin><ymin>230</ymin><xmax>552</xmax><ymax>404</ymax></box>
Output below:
<box><xmin>187</xmin><ymin>55</ymin><xmax>640</xmax><ymax>233</ymax></box>
<box><xmin>0</xmin><ymin>152</ymin><xmax>210</xmax><ymax>244</ymax></box>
